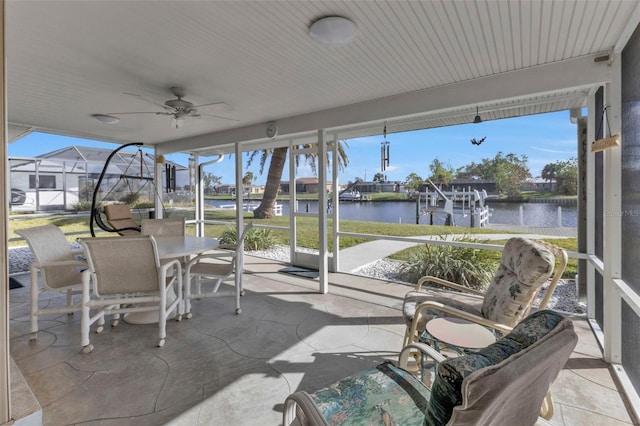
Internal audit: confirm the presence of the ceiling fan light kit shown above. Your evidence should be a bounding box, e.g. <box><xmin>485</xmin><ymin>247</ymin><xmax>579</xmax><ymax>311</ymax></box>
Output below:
<box><xmin>92</xmin><ymin>114</ymin><xmax>120</xmax><ymax>124</ymax></box>
<box><xmin>309</xmin><ymin>16</ymin><xmax>357</xmax><ymax>46</ymax></box>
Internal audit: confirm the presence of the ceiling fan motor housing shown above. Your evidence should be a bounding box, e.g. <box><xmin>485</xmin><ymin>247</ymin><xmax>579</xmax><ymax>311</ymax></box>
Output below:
<box><xmin>165</xmin><ymin>98</ymin><xmax>196</xmax><ymax>114</ymax></box>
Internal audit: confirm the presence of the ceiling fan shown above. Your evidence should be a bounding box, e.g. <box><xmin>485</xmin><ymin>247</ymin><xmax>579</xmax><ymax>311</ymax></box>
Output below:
<box><xmin>100</xmin><ymin>87</ymin><xmax>238</xmax><ymax>128</ymax></box>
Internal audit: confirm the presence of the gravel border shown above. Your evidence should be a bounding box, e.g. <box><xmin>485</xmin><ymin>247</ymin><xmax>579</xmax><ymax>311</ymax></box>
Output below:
<box><xmin>248</xmin><ymin>245</ymin><xmax>585</xmax><ymax>314</ymax></box>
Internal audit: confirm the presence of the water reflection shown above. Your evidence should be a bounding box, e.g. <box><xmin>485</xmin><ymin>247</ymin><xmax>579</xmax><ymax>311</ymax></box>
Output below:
<box><xmin>205</xmin><ymin>200</ymin><xmax>577</xmax><ymax>227</ymax></box>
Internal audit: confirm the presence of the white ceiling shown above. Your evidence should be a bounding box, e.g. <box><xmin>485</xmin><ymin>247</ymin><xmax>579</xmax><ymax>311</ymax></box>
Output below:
<box><xmin>6</xmin><ymin>1</ymin><xmax>640</xmax><ymax>155</ymax></box>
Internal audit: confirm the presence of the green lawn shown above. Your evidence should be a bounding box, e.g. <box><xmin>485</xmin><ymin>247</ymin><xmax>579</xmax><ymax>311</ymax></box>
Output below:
<box><xmin>9</xmin><ymin>208</ymin><xmax>577</xmax><ymax>278</ymax></box>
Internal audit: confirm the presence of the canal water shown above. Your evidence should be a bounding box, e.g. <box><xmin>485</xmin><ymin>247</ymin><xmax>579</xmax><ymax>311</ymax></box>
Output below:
<box><xmin>205</xmin><ymin>200</ymin><xmax>577</xmax><ymax>228</ymax></box>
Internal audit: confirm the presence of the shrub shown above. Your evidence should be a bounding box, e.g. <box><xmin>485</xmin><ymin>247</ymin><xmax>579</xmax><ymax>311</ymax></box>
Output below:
<box><xmin>218</xmin><ymin>226</ymin><xmax>279</xmax><ymax>251</ymax></box>
<box><xmin>398</xmin><ymin>235</ymin><xmax>499</xmax><ymax>291</ymax></box>
<box><xmin>70</xmin><ymin>200</ymin><xmax>93</xmax><ymax>212</ymax></box>
<box><xmin>120</xmin><ymin>192</ymin><xmax>140</xmax><ymax>205</ymax></box>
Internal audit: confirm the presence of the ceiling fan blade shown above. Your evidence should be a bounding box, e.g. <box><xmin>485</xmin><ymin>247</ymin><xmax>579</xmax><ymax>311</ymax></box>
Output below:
<box><xmin>191</xmin><ymin>101</ymin><xmax>227</xmax><ymax>109</ymax></box>
<box><xmin>123</xmin><ymin>92</ymin><xmax>174</xmax><ymax>112</ymax></box>
<box><xmin>199</xmin><ymin>112</ymin><xmax>240</xmax><ymax>122</ymax></box>
<box><xmin>105</xmin><ymin>111</ymin><xmax>163</xmax><ymax>115</ymax></box>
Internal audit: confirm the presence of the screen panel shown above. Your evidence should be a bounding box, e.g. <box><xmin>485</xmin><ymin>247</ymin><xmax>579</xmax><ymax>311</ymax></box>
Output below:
<box><xmin>621</xmin><ymin>22</ymin><xmax>640</xmax><ymax>294</ymax></box>
<box><xmin>595</xmin><ymin>271</ymin><xmax>604</xmax><ymax>329</ymax></box>
<box><xmin>620</xmin><ymin>21</ymin><xmax>640</xmax><ymax>399</ymax></box>
<box><xmin>594</xmin><ymin>86</ymin><xmax>604</xmax><ymax>261</ymax></box>
<box><xmin>622</xmin><ymin>301</ymin><xmax>640</xmax><ymax>396</ymax></box>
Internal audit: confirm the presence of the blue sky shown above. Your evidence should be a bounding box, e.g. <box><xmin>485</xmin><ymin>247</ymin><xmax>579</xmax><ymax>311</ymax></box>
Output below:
<box><xmin>9</xmin><ymin>110</ymin><xmax>578</xmax><ymax>185</ymax></box>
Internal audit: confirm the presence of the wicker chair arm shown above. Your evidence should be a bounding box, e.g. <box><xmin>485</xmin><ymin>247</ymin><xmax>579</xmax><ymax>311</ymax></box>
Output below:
<box><xmin>407</xmin><ymin>300</ymin><xmax>513</xmax><ymax>345</ymax></box>
<box><xmin>416</xmin><ymin>275</ymin><xmax>485</xmax><ymax>296</ymax></box>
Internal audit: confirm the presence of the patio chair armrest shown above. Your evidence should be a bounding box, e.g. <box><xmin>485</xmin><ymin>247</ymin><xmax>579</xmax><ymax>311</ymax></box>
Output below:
<box><xmin>32</xmin><ymin>259</ymin><xmax>87</xmax><ymax>270</ymax></box>
<box><xmin>416</xmin><ymin>275</ymin><xmax>485</xmax><ymax>297</ymax></box>
<box><xmin>411</xmin><ymin>300</ymin><xmax>513</xmax><ymax>337</ymax></box>
<box><xmin>186</xmin><ymin>252</ymin><xmax>235</xmax><ymax>267</ymax></box>
<box><xmin>283</xmin><ymin>391</ymin><xmax>330</xmax><ymax>426</ymax></box>
<box><xmin>536</xmin><ymin>243</ymin><xmax>568</xmax><ymax>310</ymax></box>
<box><xmin>160</xmin><ymin>258</ymin><xmax>182</xmax><ymax>279</ymax></box>
<box><xmin>398</xmin><ymin>341</ymin><xmax>447</xmax><ymax>370</ymax></box>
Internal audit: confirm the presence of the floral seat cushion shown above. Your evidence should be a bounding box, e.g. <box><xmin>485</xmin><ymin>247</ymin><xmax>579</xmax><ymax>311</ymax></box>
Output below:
<box><xmin>308</xmin><ymin>361</ymin><xmax>430</xmax><ymax>425</ymax></box>
<box><xmin>481</xmin><ymin>238</ymin><xmax>555</xmax><ymax>327</ymax></box>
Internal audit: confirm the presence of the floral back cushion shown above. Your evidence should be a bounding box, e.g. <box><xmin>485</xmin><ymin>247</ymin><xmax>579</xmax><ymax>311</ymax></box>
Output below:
<box><xmin>481</xmin><ymin>238</ymin><xmax>555</xmax><ymax>326</ymax></box>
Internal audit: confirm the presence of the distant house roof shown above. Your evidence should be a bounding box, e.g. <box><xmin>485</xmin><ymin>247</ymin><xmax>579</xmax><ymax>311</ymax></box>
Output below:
<box><xmin>280</xmin><ymin>178</ymin><xmax>318</xmax><ymax>184</ymax></box>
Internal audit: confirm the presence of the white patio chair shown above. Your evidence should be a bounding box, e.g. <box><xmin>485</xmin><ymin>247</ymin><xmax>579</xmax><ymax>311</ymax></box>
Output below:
<box><xmin>141</xmin><ymin>217</ymin><xmax>186</xmax><ymax>237</ymax></box>
<box><xmin>78</xmin><ymin>235</ymin><xmax>182</xmax><ymax>353</ymax></box>
<box><xmin>15</xmin><ymin>224</ymin><xmax>87</xmax><ymax>340</ymax></box>
<box><xmin>184</xmin><ymin>222</ymin><xmax>254</xmax><ymax>317</ymax></box>
<box><xmin>142</xmin><ymin>216</ymin><xmax>188</xmax><ymax>270</ymax></box>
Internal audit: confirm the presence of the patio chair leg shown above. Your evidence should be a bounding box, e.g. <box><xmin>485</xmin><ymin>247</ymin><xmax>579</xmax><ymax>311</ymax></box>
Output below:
<box><xmin>29</xmin><ymin>267</ymin><xmax>39</xmax><ymax>340</ymax></box>
<box><xmin>540</xmin><ymin>391</ymin><xmax>555</xmax><ymax>420</ymax></box>
<box><xmin>80</xmin><ymin>274</ymin><xmax>93</xmax><ymax>354</ymax></box>
<box><xmin>184</xmin><ymin>275</ymin><xmax>193</xmax><ymax>319</ymax></box>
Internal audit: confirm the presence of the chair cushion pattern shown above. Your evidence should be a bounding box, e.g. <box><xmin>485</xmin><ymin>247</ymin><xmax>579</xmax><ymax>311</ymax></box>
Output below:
<box><xmin>481</xmin><ymin>238</ymin><xmax>555</xmax><ymax>326</ymax></box>
<box><xmin>402</xmin><ymin>289</ymin><xmax>484</xmax><ymax>330</ymax></box>
<box><xmin>425</xmin><ymin>310</ymin><xmax>565</xmax><ymax>426</ymax></box>
<box><xmin>309</xmin><ymin>361</ymin><xmax>430</xmax><ymax>425</ymax></box>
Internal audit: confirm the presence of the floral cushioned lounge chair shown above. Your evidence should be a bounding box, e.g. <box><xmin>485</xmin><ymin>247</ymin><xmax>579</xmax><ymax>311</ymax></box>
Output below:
<box><xmin>402</xmin><ymin>237</ymin><xmax>567</xmax><ymax>348</ymax></box>
<box><xmin>283</xmin><ymin>310</ymin><xmax>577</xmax><ymax>426</ymax></box>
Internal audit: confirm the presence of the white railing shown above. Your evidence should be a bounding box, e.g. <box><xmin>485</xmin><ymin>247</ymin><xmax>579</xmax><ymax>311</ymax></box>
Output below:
<box><xmin>219</xmin><ymin>202</ymin><xmax>282</xmax><ymax>216</ymax></box>
<box><xmin>473</xmin><ymin>206</ymin><xmax>490</xmax><ymax>228</ymax></box>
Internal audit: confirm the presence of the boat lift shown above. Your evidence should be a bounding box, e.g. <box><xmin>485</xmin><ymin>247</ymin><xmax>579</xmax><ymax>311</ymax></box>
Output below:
<box><xmin>416</xmin><ymin>179</ymin><xmax>490</xmax><ymax>227</ymax></box>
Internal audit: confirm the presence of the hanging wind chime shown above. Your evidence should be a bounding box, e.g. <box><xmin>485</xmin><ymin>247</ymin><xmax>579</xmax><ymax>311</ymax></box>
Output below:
<box><xmin>381</xmin><ymin>122</ymin><xmax>390</xmax><ymax>173</ymax></box>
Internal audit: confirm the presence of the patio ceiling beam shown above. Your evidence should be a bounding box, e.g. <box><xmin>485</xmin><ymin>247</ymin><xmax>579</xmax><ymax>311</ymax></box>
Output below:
<box><xmin>157</xmin><ymin>54</ymin><xmax>610</xmax><ymax>155</ymax></box>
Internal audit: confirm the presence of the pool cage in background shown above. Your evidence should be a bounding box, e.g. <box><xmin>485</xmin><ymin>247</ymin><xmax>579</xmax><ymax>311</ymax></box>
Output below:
<box><xmin>8</xmin><ymin>145</ymin><xmax>189</xmax><ymax>213</ymax></box>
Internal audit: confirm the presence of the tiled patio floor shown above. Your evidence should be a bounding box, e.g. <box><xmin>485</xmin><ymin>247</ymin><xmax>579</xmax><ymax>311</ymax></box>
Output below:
<box><xmin>8</xmin><ymin>255</ymin><xmax>637</xmax><ymax>425</ymax></box>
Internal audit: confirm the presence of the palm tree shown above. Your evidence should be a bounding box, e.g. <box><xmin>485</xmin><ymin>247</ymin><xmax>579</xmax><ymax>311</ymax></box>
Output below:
<box><xmin>242</xmin><ymin>171</ymin><xmax>255</xmax><ymax>199</ymax></box>
<box><xmin>247</xmin><ymin>141</ymin><xmax>349</xmax><ymax>219</ymax></box>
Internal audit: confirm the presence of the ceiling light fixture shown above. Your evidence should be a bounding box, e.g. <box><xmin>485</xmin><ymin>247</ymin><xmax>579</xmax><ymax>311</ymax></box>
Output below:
<box><xmin>92</xmin><ymin>114</ymin><xmax>120</xmax><ymax>124</ymax></box>
<box><xmin>473</xmin><ymin>107</ymin><xmax>482</xmax><ymax>124</ymax></box>
<box><xmin>309</xmin><ymin>16</ymin><xmax>357</xmax><ymax>46</ymax></box>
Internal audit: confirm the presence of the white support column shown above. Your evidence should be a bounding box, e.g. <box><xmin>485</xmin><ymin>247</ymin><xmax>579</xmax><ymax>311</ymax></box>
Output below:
<box><xmin>196</xmin><ymin>155</ymin><xmax>223</xmax><ymax>237</ymax></box>
<box><xmin>331</xmin><ymin>132</ymin><xmax>340</xmax><ymax>272</ymax></box>
<box><xmin>318</xmin><ymin>129</ymin><xmax>329</xmax><ymax>294</ymax></box>
<box><xmin>235</xmin><ymin>143</ymin><xmax>244</xmax><ymax>293</ymax></box>
<box><xmin>586</xmin><ymin>93</ymin><xmax>597</xmax><ymax>320</ymax></box>
<box><xmin>1</xmin><ymin>0</ymin><xmax>10</xmax><ymax>421</ymax></box>
<box><xmin>154</xmin><ymin>147</ymin><xmax>164</xmax><ymax>219</ymax></box>
<box><xmin>289</xmin><ymin>139</ymin><xmax>296</xmax><ymax>263</ymax></box>
<box><xmin>235</xmin><ymin>143</ymin><xmax>243</xmax><ymax>230</ymax></box>
<box><xmin>603</xmin><ymin>58</ymin><xmax>623</xmax><ymax>364</ymax></box>
<box><xmin>193</xmin><ymin>154</ymin><xmax>203</xmax><ymax>236</ymax></box>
